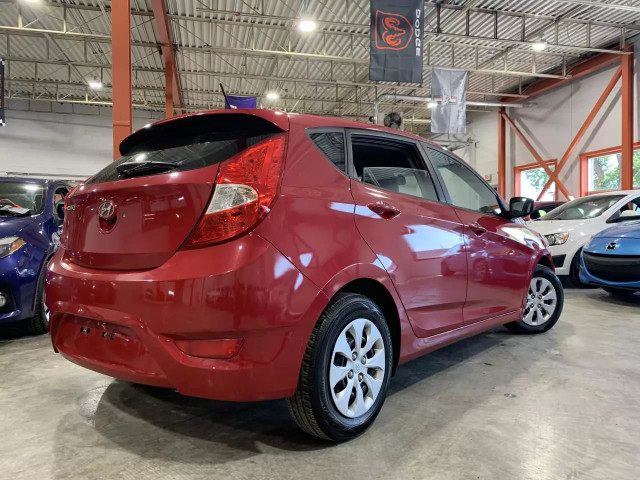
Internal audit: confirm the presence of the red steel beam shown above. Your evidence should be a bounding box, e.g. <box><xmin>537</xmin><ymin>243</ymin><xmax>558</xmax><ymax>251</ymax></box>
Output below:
<box><xmin>112</xmin><ymin>0</ymin><xmax>132</xmax><ymax>159</ymax></box>
<box><xmin>502</xmin><ymin>112</ymin><xmax>572</xmax><ymax>200</ymax></box>
<box><xmin>151</xmin><ymin>0</ymin><xmax>183</xmax><ymax>117</ymax></box>
<box><xmin>165</xmin><ymin>59</ymin><xmax>174</xmax><ymax>117</ymax></box>
<box><xmin>536</xmin><ymin>66</ymin><xmax>622</xmax><ymax>200</ymax></box>
<box><xmin>621</xmin><ymin>48</ymin><xmax>634</xmax><ymax>190</ymax></box>
<box><xmin>498</xmin><ymin>107</ymin><xmax>506</xmax><ymax>198</ymax></box>
<box><xmin>503</xmin><ymin>48</ymin><xmax>630</xmax><ymax>103</ymax></box>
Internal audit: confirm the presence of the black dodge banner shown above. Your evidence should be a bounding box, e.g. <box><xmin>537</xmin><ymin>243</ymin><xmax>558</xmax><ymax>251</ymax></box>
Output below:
<box><xmin>369</xmin><ymin>0</ymin><xmax>423</xmax><ymax>83</ymax></box>
<box><xmin>0</xmin><ymin>58</ymin><xmax>4</xmax><ymax>126</ymax></box>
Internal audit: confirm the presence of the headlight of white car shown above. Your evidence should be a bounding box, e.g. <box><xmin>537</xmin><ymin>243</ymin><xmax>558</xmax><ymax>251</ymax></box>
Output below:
<box><xmin>0</xmin><ymin>237</ymin><xmax>26</xmax><ymax>259</ymax></box>
<box><xmin>544</xmin><ymin>233</ymin><xmax>569</xmax><ymax>246</ymax></box>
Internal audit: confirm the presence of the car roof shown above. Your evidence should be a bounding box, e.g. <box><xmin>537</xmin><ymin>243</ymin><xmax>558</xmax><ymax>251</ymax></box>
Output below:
<box><xmin>0</xmin><ymin>176</ymin><xmax>49</xmax><ymax>184</ymax></box>
<box><xmin>130</xmin><ymin>108</ymin><xmax>449</xmax><ymax>155</ymax></box>
<box><xmin>586</xmin><ymin>190</ymin><xmax>638</xmax><ymax>197</ymax></box>
<box><xmin>534</xmin><ymin>201</ymin><xmax>564</xmax><ymax>207</ymax></box>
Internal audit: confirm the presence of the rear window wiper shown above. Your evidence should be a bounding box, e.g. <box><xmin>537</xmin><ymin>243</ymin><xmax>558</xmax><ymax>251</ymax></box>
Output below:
<box><xmin>116</xmin><ymin>160</ymin><xmax>177</xmax><ymax>178</ymax></box>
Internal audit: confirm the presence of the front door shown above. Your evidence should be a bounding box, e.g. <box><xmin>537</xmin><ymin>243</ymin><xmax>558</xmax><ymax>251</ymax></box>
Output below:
<box><xmin>348</xmin><ymin>131</ymin><xmax>468</xmax><ymax>338</ymax></box>
<box><xmin>425</xmin><ymin>146</ymin><xmax>535</xmax><ymax>324</ymax></box>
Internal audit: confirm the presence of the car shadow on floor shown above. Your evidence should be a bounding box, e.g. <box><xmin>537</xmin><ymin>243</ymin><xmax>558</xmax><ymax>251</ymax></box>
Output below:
<box><xmin>83</xmin><ymin>327</ymin><xmax>533</xmax><ymax>464</ymax></box>
<box><xmin>587</xmin><ymin>290</ymin><xmax>640</xmax><ymax>307</ymax></box>
<box><xmin>0</xmin><ymin>321</ymin><xmax>28</xmax><ymax>342</ymax></box>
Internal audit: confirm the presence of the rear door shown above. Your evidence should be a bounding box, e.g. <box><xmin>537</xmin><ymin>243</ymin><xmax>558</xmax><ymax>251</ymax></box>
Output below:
<box><xmin>424</xmin><ymin>145</ymin><xmax>535</xmax><ymax>324</ymax></box>
<box><xmin>347</xmin><ymin>130</ymin><xmax>468</xmax><ymax>338</ymax></box>
<box><xmin>62</xmin><ymin>114</ymin><xmax>284</xmax><ymax>270</ymax></box>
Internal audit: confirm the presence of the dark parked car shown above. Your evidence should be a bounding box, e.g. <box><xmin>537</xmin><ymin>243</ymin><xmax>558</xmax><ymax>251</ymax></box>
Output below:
<box><xmin>47</xmin><ymin>110</ymin><xmax>563</xmax><ymax>441</ymax></box>
<box><xmin>0</xmin><ymin>177</ymin><xmax>72</xmax><ymax>334</ymax></box>
<box><xmin>527</xmin><ymin>201</ymin><xmax>565</xmax><ymax>221</ymax></box>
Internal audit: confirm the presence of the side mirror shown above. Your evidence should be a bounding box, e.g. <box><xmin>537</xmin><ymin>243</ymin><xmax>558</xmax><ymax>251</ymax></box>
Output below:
<box><xmin>56</xmin><ymin>203</ymin><xmax>65</xmax><ymax>220</ymax></box>
<box><xmin>507</xmin><ymin>196</ymin><xmax>534</xmax><ymax>219</ymax></box>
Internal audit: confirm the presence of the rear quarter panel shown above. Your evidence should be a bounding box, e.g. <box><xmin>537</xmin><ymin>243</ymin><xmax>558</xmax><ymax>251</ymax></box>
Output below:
<box><xmin>254</xmin><ymin>122</ymin><xmax>417</xmax><ymax>362</ymax></box>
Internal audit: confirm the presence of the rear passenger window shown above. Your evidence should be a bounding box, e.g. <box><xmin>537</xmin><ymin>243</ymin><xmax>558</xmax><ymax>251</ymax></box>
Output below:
<box><xmin>309</xmin><ymin>131</ymin><xmax>346</xmax><ymax>172</ymax></box>
<box><xmin>351</xmin><ymin>136</ymin><xmax>438</xmax><ymax>202</ymax></box>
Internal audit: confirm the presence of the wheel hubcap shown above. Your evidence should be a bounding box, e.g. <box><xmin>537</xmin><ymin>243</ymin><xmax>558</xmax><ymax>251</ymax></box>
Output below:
<box><xmin>329</xmin><ymin>318</ymin><xmax>386</xmax><ymax>418</ymax></box>
<box><xmin>523</xmin><ymin>277</ymin><xmax>557</xmax><ymax>326</ymax></box>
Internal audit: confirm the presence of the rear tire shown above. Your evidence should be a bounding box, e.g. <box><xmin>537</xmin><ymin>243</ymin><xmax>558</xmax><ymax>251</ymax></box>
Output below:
<box><xmin>27</xmin><ymin>261</ymin><xmax>49</xmax><ymax>335</ymax></box>
<box><xmin>602</xmin><ymin>287</ymin><xmax>637</xmax><ymax>297</ymax></box>
<box><xmin>506</xmin><ymin>265</ymin><xmax>564</xmax><ymax>334</ymax></box>
<box><xmin>287</xmin><ymin>293</ymin><xmax>393</xmax><ymax>442</ymax></box>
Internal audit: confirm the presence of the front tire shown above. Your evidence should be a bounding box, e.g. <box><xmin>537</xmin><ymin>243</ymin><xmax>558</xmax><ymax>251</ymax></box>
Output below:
<box><xmin>569</xmin><ymin>248</ymin><xmax>586</xmax><ymax>288</ymax></box>
<box><xmin>602</xmin><ymin>287</ymin><xmax>637</xmax><ymax>297</ymax></box>
<box><xmin>287</xmin><ymin>293</ymin><xmax>393</xmax><ymax>441</ymax></box>
<box><xmin>27</xmin><ymin>260</ymin><xmax>50</xmax><ymax>335</ymax></box>
<box><xmin>506</xmin><ymin>265</ymin><xmax>564</xmax><ymax>334</ymax></box>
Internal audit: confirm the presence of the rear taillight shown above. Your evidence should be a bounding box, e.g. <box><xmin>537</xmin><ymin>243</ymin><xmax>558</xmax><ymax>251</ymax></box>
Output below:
<box><xmin>182</xmin><ymin>133</ymin><xmax>286</xmax><ymax>248</ymax></box>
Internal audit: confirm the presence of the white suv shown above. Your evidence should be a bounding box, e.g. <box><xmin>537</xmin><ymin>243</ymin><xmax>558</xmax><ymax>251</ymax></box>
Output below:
<box><xmin>527</xmin><ymin>191</ymin><xmax>640</xmax><ymax>286</ymax></box>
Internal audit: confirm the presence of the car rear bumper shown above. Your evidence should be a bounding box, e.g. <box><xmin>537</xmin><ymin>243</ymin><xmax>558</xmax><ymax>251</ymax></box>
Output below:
<box><xmin>579</xmin><ymin>252</ymin><xmax>640</xmax><ymax>290</ymax></box>
<box><xmin>46</xmin><ymin>233</ymin><xmax>328</xmax><ymax>401</ymax></box>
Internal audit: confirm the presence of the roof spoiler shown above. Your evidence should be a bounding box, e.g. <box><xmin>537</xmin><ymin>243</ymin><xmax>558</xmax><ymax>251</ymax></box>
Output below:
<box><xmin>119</xmin><ymin>110</ymin><xmax>290</xmax><ymax>156</ymax></box>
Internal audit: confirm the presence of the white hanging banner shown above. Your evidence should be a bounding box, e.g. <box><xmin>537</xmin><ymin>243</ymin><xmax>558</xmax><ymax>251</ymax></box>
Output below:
<box><xmin>0</xmin><ymin>58</ymin><xmax>5</xmax><ymax>126</ymax></box>
<box><xmin>431</xmin><ymin>67</ymin><xmax>467</xmax><ymax>134</ymax></box>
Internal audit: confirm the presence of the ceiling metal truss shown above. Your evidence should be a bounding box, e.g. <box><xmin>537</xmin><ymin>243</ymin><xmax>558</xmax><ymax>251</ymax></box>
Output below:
<box><xmin>0</xmin><ymin>0</ymin><xmax>638</xmax><ymax>121</ymax></box>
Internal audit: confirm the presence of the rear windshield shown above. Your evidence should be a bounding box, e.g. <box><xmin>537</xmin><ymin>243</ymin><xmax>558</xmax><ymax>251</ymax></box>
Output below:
<box><xmin>540</xmin><ymin>195</ymin><xmax>624</xmax><ymax>220</ymax></box>
<box><xmin>87</xmin><ymin>114</ymin><xmax>283</xmax><ymax>185</ymax></box>
<box><xmin>87</xmin><ymin>134</ymin><xmax>275</xmax><ymax>185</ymax></box>
<box><xmin>0</xmin><ymin>181</ymin><xmax>46</xmax><ymax>214</ymax></box>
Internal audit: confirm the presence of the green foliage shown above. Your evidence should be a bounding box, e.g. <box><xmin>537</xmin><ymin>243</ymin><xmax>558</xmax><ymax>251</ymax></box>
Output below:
<box><xmin>590</xmin><ymin>154</ymin><xmax>621</xmax><ymax>190</ymax></box>
<box><xmin>524</xmin><ymin>167</ymin><xmax>549</xmax><ymax>190</ymax></box>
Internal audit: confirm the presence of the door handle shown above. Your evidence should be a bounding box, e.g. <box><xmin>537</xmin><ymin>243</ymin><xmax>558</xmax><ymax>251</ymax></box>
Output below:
<box><xmin>367</xmin><ymin>202</ymin><xmax>401</xmax><ymax>219</ymax></box>
<box><xmin>468</xmin><ymin>223</ymin><xmax>487</xmax><ymax>236</ymax></box>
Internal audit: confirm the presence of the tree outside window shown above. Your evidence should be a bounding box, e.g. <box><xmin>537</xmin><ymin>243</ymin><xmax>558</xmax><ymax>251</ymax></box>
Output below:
<box><xmin>520</xmin><ymin>166</ymin><xmax>556</xmax><ymax>201</ymax></box>
<box><xmin>588</xmin><ymin>150</ymin><xmax>640</xmax><ymax>191</ymax></box>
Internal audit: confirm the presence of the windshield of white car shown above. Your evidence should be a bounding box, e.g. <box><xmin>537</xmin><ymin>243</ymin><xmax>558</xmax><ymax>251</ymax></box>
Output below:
<box><xmin>0</xmin><ymin>182</ymin><xmax>46</xmax><ymax>215</ymax></box>
<box><xmin>539</xmin><ymin>195</ymin><xmax>625</xmax><ymax>221</ymax></box>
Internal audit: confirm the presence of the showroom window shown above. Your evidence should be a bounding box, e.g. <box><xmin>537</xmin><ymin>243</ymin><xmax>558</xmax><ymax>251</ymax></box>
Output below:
<box><xmin>351</xmin><ymin>136</ymin><xmax>439</xmax><ymax>202</ymax></box>
<box><xmin>580</xmin><ymin>144</ymin><xmax>640</xmax><ymax>195</ymax></box>
<box><xmin>514</xmin><ymin>161</ymin><xmax>557</xmax><ymax>201</ymax></box>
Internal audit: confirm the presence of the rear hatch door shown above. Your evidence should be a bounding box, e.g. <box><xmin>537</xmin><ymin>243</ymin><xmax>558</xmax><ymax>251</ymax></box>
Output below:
<box><xmin>63</xmin><ymin>112</ymin><xmax>287</xmax><ymax>270</ymax></box>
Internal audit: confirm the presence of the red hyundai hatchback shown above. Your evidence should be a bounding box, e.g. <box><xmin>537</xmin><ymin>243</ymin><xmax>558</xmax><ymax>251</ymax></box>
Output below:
<box><xmin>46</xmin><ymin>110</ymin><xmax>563</xmax><ymax>441</ymax></box>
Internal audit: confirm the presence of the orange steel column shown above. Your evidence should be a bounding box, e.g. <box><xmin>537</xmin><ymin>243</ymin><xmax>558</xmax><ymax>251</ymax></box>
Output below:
<box><xmin>621</xmin><ymin>50</ymin><xmax>634</xmax><ymax>190</ymax></box>
<box><xmin>165</xmin><ymin>59</ymin><xmax>174</xmax><ymax>118</ymax></box>
<box><xmin>498</xmin><ymin>107</ymin><xmax>506</xmax><ymax>198</ymax></box>
<box><xmin>112</xmin><ymin>0</ymin><xmax>132</xmax><ymax>160</ymax></box>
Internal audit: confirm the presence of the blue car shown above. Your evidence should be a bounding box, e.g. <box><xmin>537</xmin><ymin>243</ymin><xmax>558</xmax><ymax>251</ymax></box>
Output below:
<box><xmin>0</xmin><ymin>177</ymin><xmax>73</xmax><ymax>334</ymax></box>
<box><xmin>580</xmin><ymin>214</ymin><xmax>640</xmax><ymax>296</ymax></box>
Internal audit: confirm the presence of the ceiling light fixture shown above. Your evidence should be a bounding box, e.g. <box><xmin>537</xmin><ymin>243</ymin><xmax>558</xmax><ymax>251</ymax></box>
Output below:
<box><xmin>265</xmin><ymin>91</ymin><xmax>279</xmax><ymax>100</ymax></box>
<box><xmin>532</xmin><ymin>40</ymin><xmax>547</xmax><ymax>52</ymax></box>
<box><xmin>88</xmin><ymin>81</ymin><xmax>103</xmax><ymax>90</ymax></box>
<box><xmin>23</xmin><ymin>0</ymin><xmax>40</xmax><ymax>3</ymax></box>
<box><xmin>298</xmin><ymin>18</ymin><xmax>317</xmax><ymax>32</ymax></box>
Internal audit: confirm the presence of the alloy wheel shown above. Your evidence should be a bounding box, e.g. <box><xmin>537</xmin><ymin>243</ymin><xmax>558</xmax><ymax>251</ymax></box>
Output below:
<box><xmin>329</xmin><ymin>318</ymin><xmax>386</xmax><ymax>418</ymax></box>
<box><xmin>523</xmin><ymin>277</ymin><xmax>557</xmax><ymax>326</ymax></box>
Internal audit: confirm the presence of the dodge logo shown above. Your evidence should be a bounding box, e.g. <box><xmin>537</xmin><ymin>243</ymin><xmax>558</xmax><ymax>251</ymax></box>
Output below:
<box><xmin>606</xmin><ymin>241</ymin><xmax>619</xmax><ymax>251</ymax></box>
<box><xmin>98</xmin><ymin>201</ymin><xmax>116</xmax><ymax>220</ymax></box>
<box><xmin>374</xmin><ymin>10</ymin><xmax>414</xmax><ymax>50</ymax></box>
